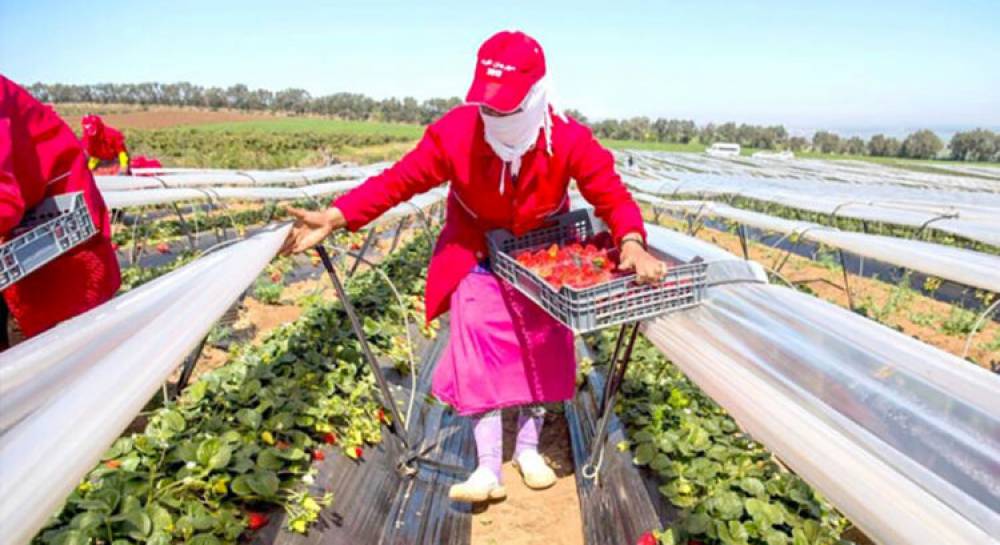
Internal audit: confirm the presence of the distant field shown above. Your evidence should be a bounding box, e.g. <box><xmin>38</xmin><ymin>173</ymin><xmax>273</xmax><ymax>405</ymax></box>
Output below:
<box><xmin>54</xmin><ymin>103</ymin><xmax>270</xmax><ymax>129</ymax></box>
<box><xmin>52</xmin><ymin>104</ymin><xmax>1000</xmax><ymax>170</ymax></box>
<box><xmin>602</xmin><ymin>139</ymin><xmax>704</xmax><ymax>153</ymax></box>
<box><xmin>191</xmin><ymin>118</ymin><xmax>424</xmax><ymax>139</ymax></box>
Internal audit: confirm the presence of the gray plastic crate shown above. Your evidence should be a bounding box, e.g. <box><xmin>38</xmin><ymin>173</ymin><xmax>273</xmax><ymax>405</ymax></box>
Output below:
<box><xmin>487</xmin><ymin>209</ymin><xmax>707</xmax><ymax>333</ymax></box>
<box><xmin>1</xmin><ymin>192</ymin><xmax>98</xmax><ymax>290</ymax></box>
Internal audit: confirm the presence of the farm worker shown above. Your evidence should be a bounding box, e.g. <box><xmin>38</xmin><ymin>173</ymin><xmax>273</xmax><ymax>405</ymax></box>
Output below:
<box><xmin>81</xmin><ymin>114</ymin><xmax>130</xmax><ymax>174</ymax></box>
<box><xmin>280</xmin><ymin>31</ymin><xmax>666</xmax><ymax>502</ymax></box>
<box><xmin>0</xmin><ymin>75</ymin><xmax>121</xmax><ymax>347</ymax></box>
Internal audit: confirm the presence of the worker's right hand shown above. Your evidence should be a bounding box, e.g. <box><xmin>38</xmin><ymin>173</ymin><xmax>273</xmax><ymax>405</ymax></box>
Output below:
<box><xmin>279</xmin><ymin>206</ymin><xmax>347</xmax><ymax>256</ymax></box>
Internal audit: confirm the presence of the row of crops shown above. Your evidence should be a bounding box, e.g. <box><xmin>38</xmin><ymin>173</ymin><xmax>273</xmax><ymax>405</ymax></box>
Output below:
<box><xmin>7</xmin><ymin>156</ymin><xmax>997</xmax><ymax>545</ymax></box>
<box><xmin>34</xmin><ymin>230</ymin><xmax>435</xmax><ymax>544</ymax></box>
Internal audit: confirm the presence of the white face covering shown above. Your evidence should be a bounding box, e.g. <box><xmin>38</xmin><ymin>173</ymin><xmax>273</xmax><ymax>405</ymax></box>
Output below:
<box><xmin>480</xmin><ymin>77</ymin><xmax>557</xmax><ymax>195</ymax></box>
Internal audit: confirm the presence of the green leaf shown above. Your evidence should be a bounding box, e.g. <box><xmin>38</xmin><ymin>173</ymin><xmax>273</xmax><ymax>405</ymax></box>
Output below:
<box><xmin>121</xmin><ymin>509</ymin><xmax>153</xmax><ymax>539</ymax></box>
<box><xmin>161</xmin><ymin>409</ymin><xmax>186</xmax><ymax>432</ymax></box>
<box><xmin>188</xmin><ymin>533</ymin><xmax>222</xmax><ymax>545</ymax></box>
<box><xmin>230</xmin><ymin>475</ymin><xmax>253</xmax><ymax>497</ymax></box>
<box><xmin>684</xmin><ymin>512</ymin><xmax>712</xmax><ymax>535</ymax></box>
<box><xmin>792</xmin><ymin>528</ymin><xmax>809</xmax><ymax>545</ymax></box>
<box><xmin>102</xmin><ymin>437</ymin><xmax>133</xmax><ymax>460</ymax></box>
<box><xmin>184</xmin><ymin>380</ymin><xmax>208</xmax><ymax>404</ymax></box>
<box><xmin>650</xmin><ymin>453</ymin><xmax>671</xmax><ymax>472</ymax></box>
<box><xmin>256</xmin><ymin>448</ymin><xmax>285</xmax><ymax>470</ymax></box>
<box><xmin>247</xmin><ymin>470</ymin><xmax>280</xmax><ymax>498</ymax></box>
<box><xmin>709</xmin><ymin>491</ymin><xmax>744</xmax><ymax>520</ymax></box>
<box><xmin>236</xmin><ymin>409</ymin><xmax>262</xmax><ymax>430</ymax></box>
<box><xmin>739</xmin><ymin>477</ymin><xmax>766</xmax><ymax>496</ymax></box>
<box><xmin>197</xmin><ymin>438</ymin><xmax>232</xmax><ymax>470</ymax></box>
<box><xmin>148</xmin><ymin>503</ymin><xmax>173</xmax><ymax>533</ymax></box>
<box><xmin>634</xmin><ymin>442</ymin><xmax>656</xmax><ymax>465</ymax></box>
<box><xmin>763</xmin><ymin>529</ymin><xmax>790</xmax><ymax>545</ymax></box>
<box><xmin>716</xmin><ymin>520</ymin><xmax>750</xmax><ymax>545</ymax></box>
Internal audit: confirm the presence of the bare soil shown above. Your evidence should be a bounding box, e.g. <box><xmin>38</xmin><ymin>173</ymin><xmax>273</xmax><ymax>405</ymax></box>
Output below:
<box><xmin>470</xmin><ymin>411</ymin><xmax>583</xmax><ymax>545</ymax></box>
<box><xmin>53</xmin><ymin>103</ymin><xmax>270</xmax><ymax>129</ymax></box>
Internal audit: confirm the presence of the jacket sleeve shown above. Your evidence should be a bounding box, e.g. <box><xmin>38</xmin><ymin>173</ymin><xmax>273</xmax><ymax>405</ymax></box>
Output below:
<box><xmin>0</xmin><ymin>117</ymin><xmax>26</xmax><ymax>236</ymax></box>
<box><xmin>567</xmin><ymin>126</ymin><xmax>646</xmax><ymax>243</ymax></box>
<box><xmin>333</xmin><ymin>126</ymin><xmax>450</xmax><ymax>232</ymax></box>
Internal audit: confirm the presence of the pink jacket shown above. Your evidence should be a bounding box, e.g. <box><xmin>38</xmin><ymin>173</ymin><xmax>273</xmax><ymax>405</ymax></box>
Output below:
<box><xmin>334</xmin><ymin>105</ymin><xmax>646</xmax><ymax>322</ymax></box>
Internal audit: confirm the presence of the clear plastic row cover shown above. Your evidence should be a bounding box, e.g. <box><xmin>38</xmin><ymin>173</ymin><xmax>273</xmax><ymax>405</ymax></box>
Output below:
<box><xmin>0</xmin><ymin>225</ymin><xmax>291</xmax><ymax>545</ymax></box>
<box><xmin>621</xmin><ymin>150</ymin><xmax>1000</xmax><ymax>193</ymax></box>
<box><xmin>646</xmin><ymin>284</ymin><xmax>999</xmax><ymax>544</ymax></box>
<box><xmin>641</xmin><ymin>224</ymin><xmax>1000</xmax><ymax>544</ymax></box>
<box><xmin>632</xmin><ymin>194</ymin><xmax>1000</xmax><ymax>292</ymax></box>
<box><xmin>101</xmin><ymin>162</ymin><xmax>391</xmax><ymax>190</ymax></box>
<box><xmin>626</xmin><ymin>174</ymin><xmax>1000</xmax><ymax>247</ymax></box>
<box><xmin>102</xmin><ymin>179</ymin><xmax>366</xmax><ymax>208</ymax></box>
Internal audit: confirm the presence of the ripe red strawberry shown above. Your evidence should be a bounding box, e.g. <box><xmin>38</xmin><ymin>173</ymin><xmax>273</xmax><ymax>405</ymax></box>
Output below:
<box><xmin>637</xmin><ymin>531</ymin><xmax>657</xmax><ymax>545</ymax></box>
<box><xmin>323</xmin><ymin>432</ymin><xmax>337</xmax><ymax>445</ymax></box>
<box><xmin>105</xmin><ymin>460</ymin><xmax>121</xmax><ymax>469</ymax></box>
<box><xmin>312</xmin><ymin>449</ymin><xmax>325</xmax><ymax>462</ymax></box>
<box><xmin>354</xmin><ymin>446</ymin><xmax>363</xmax><ymax>459</ymax></box>
<box><xmin>156</xmin><ymin>242</ymin><xmax>170</xmax><ymax>254</ymax></box>
<box><xmin>246</xmin><ymin>511</ymin><xmax>268</xmax><ymax>530</ymax></box>
<box><xmin>377</xmin><ymin>408</ymin><xmax>387</xmax><ymax>424</ymax></box>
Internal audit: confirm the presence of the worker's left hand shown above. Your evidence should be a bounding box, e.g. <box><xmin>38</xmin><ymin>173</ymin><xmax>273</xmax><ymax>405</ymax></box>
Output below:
<box><xmin>619</xmin><ymin>239</ymin><xmax>668</xmax><ymax>284</ymax></box>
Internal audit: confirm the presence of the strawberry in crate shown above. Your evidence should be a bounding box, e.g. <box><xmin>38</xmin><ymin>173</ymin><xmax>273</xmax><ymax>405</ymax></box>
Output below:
<box><xmin>514</xmin><ymin>234</ymin><xmax>622</xmax><ymax>290</ymax></box>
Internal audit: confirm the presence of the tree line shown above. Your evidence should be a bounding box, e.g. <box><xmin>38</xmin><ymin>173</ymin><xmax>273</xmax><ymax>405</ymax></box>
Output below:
<box><xmin>26</xmin><ymin>81</ymin><xmax>999</xmax><ymax>162</ymax></box>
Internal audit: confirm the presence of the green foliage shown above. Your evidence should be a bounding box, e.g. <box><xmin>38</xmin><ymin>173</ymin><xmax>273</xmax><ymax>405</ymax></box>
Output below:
<box><xmin>126</xmin><ymin>128</ymin><xmax>414</xmax><ymax>169</ymax></box>
<box><xmin>586</xmin><ymin>333</ymin><xmax>851</xmax><ymax>545</ymax></box>
<box><xmin>119</xmin><ymin>252</ymin><xmax>200</xmax><ymax>292</ymax></box>
<box><xmin>900</xmin><ymin>129</ymin><xmax>944</xmax><ymax>160</ymax></box>
<box><xmin>207</xmin><ymin>324</ymin><xmax>234</xmax><ymax>348</ymax></box>
<box><xmin>252</xmin><ymin>278</ymin><xmax>283</xmax><ymax>305</ymax></box>
<box><xmin>34</xmin><ymin>233</ymin><xmax>436</xmax><ymax>544</ymax></box>
<box><xmin>941</xmin><ymin>306</ymin><xmax>977</xmax><ymax>336</ymax></box>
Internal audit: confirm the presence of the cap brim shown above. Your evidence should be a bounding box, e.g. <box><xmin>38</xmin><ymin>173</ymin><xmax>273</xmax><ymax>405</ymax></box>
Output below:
<box><xmin>466</xmin><ymin>76</ymin><xmax>531</xmax><ymax>113</ymax></box>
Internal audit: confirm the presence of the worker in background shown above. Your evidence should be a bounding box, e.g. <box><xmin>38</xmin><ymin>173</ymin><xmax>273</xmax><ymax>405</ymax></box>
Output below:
<box><xmin>81</xmin><ymin>114</ymin><xmax>130</xmax><ymax>175</ymax></box>
<box><xmin>280</xmin><ymin>31</ymin><xmax>665</xmax><ymax>503</ymax></box>
<box><xmin>0</xmin><ymin>75</ymin><xmax>121</xmax><ymax>349</ymax></box>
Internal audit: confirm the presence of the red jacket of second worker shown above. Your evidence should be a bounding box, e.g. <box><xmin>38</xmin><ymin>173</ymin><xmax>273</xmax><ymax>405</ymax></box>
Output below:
<box><xmin>333</xmin><ymin>104</ymin><xmax>646</xmax><ymax>322</ymax></box>
<box><xmin>81</xmin><ymin>114</ymin><xmax>128</xmax><ymax>161</ymax></box>
<box><xmin>0</xmin><ymin>75</ymin><xmax>121</xmax><ymax>337</ymax></box>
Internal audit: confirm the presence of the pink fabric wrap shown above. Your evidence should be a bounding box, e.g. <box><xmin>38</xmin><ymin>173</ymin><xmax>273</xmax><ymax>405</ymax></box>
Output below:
<box><xmin>431</xmin><ymin>269</ymin><xmax>576</xmax><ymax>415</ymax></box>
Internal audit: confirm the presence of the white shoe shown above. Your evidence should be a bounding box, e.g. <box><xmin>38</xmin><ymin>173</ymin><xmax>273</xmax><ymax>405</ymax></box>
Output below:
<box><xmin>513</xmin><ymin>449</ymin><xmax>557</xmax><ymax>490</ymax></box>
<box><xmin>448</xmin><ymin>466</ymin><xmax>507</xmax><ymax>503</ymax></box>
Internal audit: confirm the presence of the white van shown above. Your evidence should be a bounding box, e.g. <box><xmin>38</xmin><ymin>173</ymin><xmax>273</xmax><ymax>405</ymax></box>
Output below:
<box><xmin>705</xmin><ymin>142</ymin><xmax>741</xmax><ymax>157</ymax></box>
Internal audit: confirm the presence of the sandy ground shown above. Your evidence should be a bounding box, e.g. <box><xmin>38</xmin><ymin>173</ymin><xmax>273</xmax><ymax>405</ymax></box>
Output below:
<box><xmin>53</xmin><ymin>103</ymin><xmax>270</xmax><ymax>129</ymax></box>
<box><xmin>470</xmin><ymin>411</ymin><xmax>583</xmax><ymax>545</ymax></box>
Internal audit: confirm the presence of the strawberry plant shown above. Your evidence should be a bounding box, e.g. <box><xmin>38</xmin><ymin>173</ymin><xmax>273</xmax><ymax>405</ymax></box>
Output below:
<box><xmin>34</xmin><ymin>233</ymin><xmax>436</xmax><ymax>544</ymax></box>
<box><xmin>586</xmin><ymin>332</ymin><xmax>852</xmax><ymax>545</ymax></box>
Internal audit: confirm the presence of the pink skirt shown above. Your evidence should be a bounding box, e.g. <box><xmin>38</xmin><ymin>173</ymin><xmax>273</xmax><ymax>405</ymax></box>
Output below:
<box><xmin>431</xmin><ymin>268</ymin><xmax>577</xmax><ymax>416</ymax></box>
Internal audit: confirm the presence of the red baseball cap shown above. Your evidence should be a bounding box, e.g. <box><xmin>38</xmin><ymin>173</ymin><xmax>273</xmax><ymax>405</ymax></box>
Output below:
<box><xmin>466</xmin><ymin>31</ymin><xmax>546</xmax><ymax>113</ymax></box>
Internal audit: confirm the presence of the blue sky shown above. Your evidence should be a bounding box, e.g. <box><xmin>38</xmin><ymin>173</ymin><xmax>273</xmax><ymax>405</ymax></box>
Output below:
<box><xmin>2</xmin><ymin>0</ymin><xmax>997</xmax><ymax>135</ymax></box>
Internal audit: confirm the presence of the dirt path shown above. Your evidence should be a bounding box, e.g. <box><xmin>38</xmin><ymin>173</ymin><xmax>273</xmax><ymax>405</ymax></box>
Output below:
<box><xmin>471</xmin><ymin>410</ymin><xmax>583</xmax><ymax>545</ymax></box>
<box><xmin>53</xmin><ymin>103</ymin><xmax>270</xmax><ymax>129</ymax></box>
<box><xmin>646</xmin><ymin>210</ymin><xmax>999</xmax><ymax>368</ymax></box>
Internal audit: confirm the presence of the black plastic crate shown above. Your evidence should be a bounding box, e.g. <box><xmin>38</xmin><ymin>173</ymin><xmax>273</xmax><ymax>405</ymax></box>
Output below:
<box><xmin>1</xmin><ymin>192</ymin><xmax>97</xmax><ymax>290</ymax></box>
<box><xmin>487</xmin><ymin>209</ymin><xmax>707</xmax><ymax>333</ymax></box>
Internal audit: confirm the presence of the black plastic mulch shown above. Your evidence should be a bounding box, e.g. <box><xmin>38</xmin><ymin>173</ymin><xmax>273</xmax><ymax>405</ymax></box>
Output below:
<box><xmin>253</xmin><ymin>326</ymin><xmax>476</xmax><ymax>545</ymax></box>
<box><xmin>564</xmin><ymin>342</ymin><xmax>673</xmax><ymax>545</ymax></box>
<box><xmin>253</xmin><ymin>328</ymin><xmax>671</xmax><ymax>544</ymax></box>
